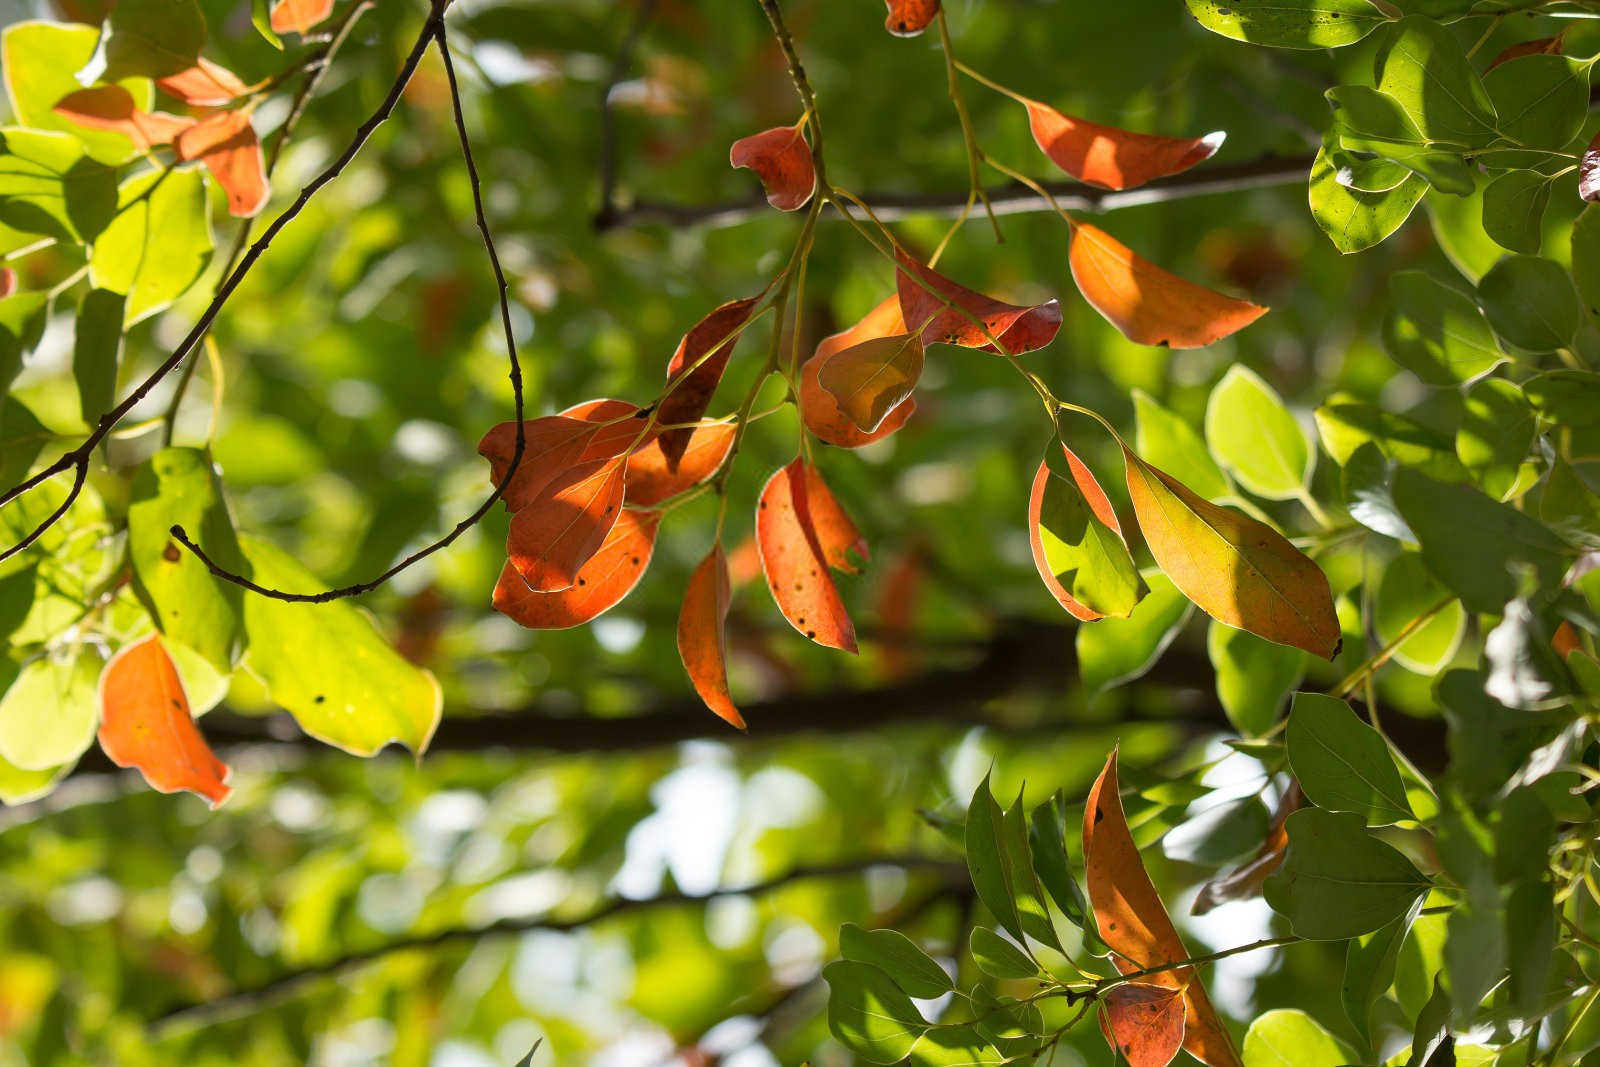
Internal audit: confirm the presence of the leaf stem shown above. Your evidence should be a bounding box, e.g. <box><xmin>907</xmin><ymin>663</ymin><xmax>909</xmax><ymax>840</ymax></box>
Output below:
<box><xmin>1329</xmin><ymin>595</ymin><xmax>1455</xmax><ymax>699</ymax></box>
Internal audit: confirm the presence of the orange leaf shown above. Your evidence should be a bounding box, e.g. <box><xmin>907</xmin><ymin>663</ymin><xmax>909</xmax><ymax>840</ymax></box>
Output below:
<box><xmin>1121</xmin><ymin>446</ymin><xmax>1341</xmax><ymax>657</ymax></box>
<box><xmin>564</xmin><ymin>398</ymin><xmax>731</xmax><ymax>507</ymax></box>
<box><xmin>802</xmin><ymin>296</ymin><xmax>917</xmax><ymax>447</ymax></box>
<box><xmin>1024</xmin><ymin>98</ymin><xmax>1223</xmax><ymax>191</ymax></box>
<box><xmin>729</xmin><ymin>122</ymin><xmax>815</xmax><ymax>211</ymax></box>
<box><xmin>1193</xmin><ymin>782</ymin><xmax>1303</xmax><ymax>915</ymax></box>
<box><xmin>802</xmin><ymin>462</ymin><xmax>868</xmax><ymax>574</ymax></box>
<box><xmin>1554</xmin><ymin>620</ymin><xmax>1583</xmax><ymax>658</ymax></box>
<box><xmin>1069</xmin><ymin>222</ymin><xmax>1266</xmax><ymax>348</ymax></box>
<box><xmin>506</xmin><ymin>456</ymin><xmax>627</xmax><ymax>592</ymax></box>
<box><xmin>157</xmin><ymin>58</ymin><xmax>249</xmax><ymax>106</ymax></box>
<box><xmin>1099</xmin><ymin>983</ymin><xmax>1187</xmax><ymax>1067</ymax></box>
<box><xmin>884</xmin><ymin>0</ymin><xmax>939</xmax><ymax>36</ymax></box>
<box><xmin>479</xmin><ymin>404</ymin><xmax>648</xmax><ymax>512</ymax></box>
<box><xmin>1028</xmin><ymin>441</ymin><xmax>1123</xmax><ymax>622</ymax></box>
<box><xmin>270</xmin><ymin>0</ymin><xmax>334</xmax><ymax>34</ymax></box>
<box><xmin>659</xmin><ymin>295</ymin><xmax>765</xmax><ymax>465</ymax></box>
<box><xmin>1084</xmin><ymin>750</ymin><xmax>1242</xmax><ymax>1067</ymax></box>
<box><xmin>493</xmin><ymin>509</ymin><xmax>658</xmax><ymax>629</ymax></box>
<box><xmin>97</xmin><ymin>635</ymin><xmax>231</xmax><ymax>808</ymax></box>
<box><xmin>678</xmin><ymin>544</ymin><xmax>744</xmax><ymax>729</ymax></box>
<box><xmin>756</xmin><ymin>459</ymin><xmax>857</xmax><ymax>652</ymax></box>
<box><xmin>817</xmin><ymin>331</ymin><xmax>923</xmax><ymax>434</ymax></box>
<box><xmin>896</xmin><ymin>248</ymin><xmax>1062</xmax><ymax>354</ymax></box>
<box><xmin>174</xmin><ymin>109</ymin><xmax>268</xmax><ymax>218</ymax></box>
<box><xmin>53</xmin><ymin>86</ymin><xmax>193</xmax><ymax>151</ymax></box>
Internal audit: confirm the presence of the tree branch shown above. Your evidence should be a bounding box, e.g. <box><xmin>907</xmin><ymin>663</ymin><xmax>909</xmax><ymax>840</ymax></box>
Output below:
<box><xmin>593</xmin><ymin>0</ymin><xmax>659</xmax><ymax>230</ymax></box>
<box><xmin>148</xmin><ymin>855</ymin><xmax>966</xmax><ymax>1036</ymax></box>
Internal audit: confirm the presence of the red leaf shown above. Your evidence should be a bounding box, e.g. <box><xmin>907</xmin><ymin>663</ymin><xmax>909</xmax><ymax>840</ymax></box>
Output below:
<box><xmin>157</xmin><ymin>58</ymin><xmax>249</xmax><ymax>106</ymax></box>
<box><xmin>0</xmin><ymin>268</ymin><xmax>15</xmax><ymax>300</ymax></box>
<box><xmin>884</xmin><ymin>0</ymin><xmax>939</xmax><ymax>36</ymax></box>
<box><xmin>97</xmin><ymin>635</ymin><xmax>231</xmax><ymax>807</ymax></box>
<box><xmin>174</xmin><ymin>109</ymin><xmax>269</xmax><ymax>218</ymax></box>
<box><xmin>53</xmin><ymin>86</ymin><xmax>193</xmax><ymax>151</ymax></box>
<box><xmin>506</xmin><ymin>456</ymin><xmax>627</xmax><ymax>592</ymax></box>
<box><xmin>816</xmin><ymin>332</ymin><xmax>923</xmax><ymax>434</ymax></box>
<box><xmin>756</xmin><ymin>459</ymin><xmax>857</xmax><ymax>652</ymax></box>
<box><xmin>1582</xmin><ymin>131</ymin><xmax>1600</xmax><ymax>203</ymax></box>
<box><xmin>802</xmin><ymin>296</ymin><xmax>917</xmax><ymax>447</ymax></box>
<box><xmin>1069</xmin><ymin>222</ymin><xmax>1266</xmax><ymax>348</ymax></box>
<box><xmin>270</xmin><ymin>0</ymin><xmax>334</xmax><ymax>34</ymax></box>
<box><xmin>678</xmin><ymin>544</ymin><xmax>744</xmax><ymax>729</ymax></box>
<box><xmin>896</xmin><ymin>248</ymin><xmax>1062</xmax><ymax>354</ymax></box>
<box><xmin>564</xmin><ymin>399</ymin><xmax>732</xmax><ymax>507</ymax></box>
<box><xmin>730</xmin><ymin>122</ymin><xmax>815</xmax><ymax>211</ymax></box>
<box><xmin>802</xmin><ymin>463</ymin><xmax>868</xmax><ymax>574</ymax></box>
<box><xmin>1098</xmin><ymin>983</ymin><xmax>1187</xmax><ymax>1067</ymax></box>
<box><xmin>1028</xmin><ymin>441</ymin><xmax>1123</xmax><ymax>621</ymax></box>
<box><xmin>479</xmin><ymin>404</ymin><xmax>649</xmax><ymax>512</ymax></box>
<box><xmin>493</xmin><ymin>508</ymin><xmax>658</xmax><ymax>629</ymax></box>
<box><xmin>659</xmin><ymin>296</ymin><xmax>765</xmax><ymax>465</ymax></box>
<box><xmin>1024</xmin><ymin>98</ymin><xmax>1223</xmax><ymax>191</ymax></box>
<box><xmin>1488</xmin><ymin>34</ymin><xmax>1563</xmax><ymax>70</ymax></box>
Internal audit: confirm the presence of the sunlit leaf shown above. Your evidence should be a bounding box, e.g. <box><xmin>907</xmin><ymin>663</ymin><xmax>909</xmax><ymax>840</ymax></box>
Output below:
<box><xmin>2</xmin><ymin>22</ymin><xmax>152</xmax><ymax>163</ymax></box>
<box><xmin>756</xmin><ymin>459</ymin><xmax>856</xmax><ymax>652</ymax></box>
<box><xmin>896</xmin><ymin>248</ymin><xmax>1061</xmax><ymax>354</ymax></box>
<box><xmin>97</xmin><ymin>635</ymin><xmax>230</xmax><ymax>807</ymax></box>
<box><xmin>174</xmin><ymin>108</ymin><xmax>269</xmax><ymax>218</ymax></box>
<box><xmin>1286</xmin><ymin>693</ymin><xmax>1415</xmax><ymax>825</ymax></box>
<box><xmin>1098</xmin><ymin>983</ymin><xmax>1186</xmax><ymax>1067</ymax></box>
<box><xmin>506</xmin><ymin>456</ymin><xmax>627</xmax><ymax>592</ymax></box>
<box><xmin>89</xmin><ymin>167</ymin><xmax>213</xmax><ymax>325</ymax></box>
<box><xmin>658</xmin><ymin>295</ymin><xmax>765</xmax><ymax>465</ymax></box>
<box><xmin>0</xmin><ymin>646</ymin><xmax>102</xmax><ymax>771</ymax></box>
<box><xmin>1028</xmin><ymin>439</ymin><xmax>1141</xmax><ymax>620</ymax></box>
<box><xmin>677</xmin><ymin>544</ymin><xmax>742</xmax><ymax>729</ymax></box>
<box><xmin>270</xmin><ymin>0</ymin><xmax>334</xmax><ymax>34</ymax></box>
<box><xmin>156</xmin><ymin>57</ymin><xmax>248</xmax><ymax>106</ymax></box>
<box><xmin>0</xmin><ymin>127</ymin><xmax>118</xmax><ymax>244</ymax></box>
<box><xmin>1022</xmin><ymin>96</ymin><xmax>1223</xmax><ymax>191</ymax></box>
<box><xmin>1203</xmin><ymin>365</ymin><xmax>1312</xmax><ymax>500</ymax></box>
<box><xmin>883</xmin><ymin>0</ymin><xmax>939</xmax><ymax>36</ymax></box>
<box><xmin>479</xmin><ymin>402</ymin><xmax>649</xmax><ymax>512</ymax></box>
<box><xmin>1077</xmin><ymin>572</ymin><xmax>1192</xmax><ymax>699</ymax></box>
<box><xmin>52</xmin><ymin>87</ymin><xmax>193</xmax><ymax>152</ymax></box>
<box><xmin>103</xmin><ymin>0</ymin><xmax>208</xmax><ymax>81</ymax></box>
<box><xmin>494</xmin><ymin>508</ymin><xmax>658</xmax><ymax>630</ymax></box>
<box><xmin>970</xmin><ymin>927</ymin><xmax>1037</xmax><ymax>979</ymax></box>
<box><xmin>802</xmin><ymin>295</ymin><xmax>917</xmax><ymax>447</ymax></box>
<box><xmin>823</xmin><ymin>959</ymin><xmax>927</xmax><ymax>1063</ymax></box>
<box><xmin>1183</xmin><ymin>0</ymin><xmax>1388</xmax><ymax>49</ymax></box>
<box><xmin>802</xmin><ymin>462</ymin><xmax>868</xmax><ymax>574</ymax></box>
<box><xmin>817</xmin><ymin>331</ymin><xmax>923</xmax><ymax>434</ymax></box>
<box><xmin>1374</xmin><ymin>17</ymin><xmax>1496</xmax><ymax>146</ymax></box>
<box><xmin>729</xmin><ymin>122</ymin><xmax>815</xmax><ymax>211</ymax></box>
<box><xmin>1241</xmin><ymin>1009</ymin><xmax>1354</xmax><ymax>1067</ymax></box>
<box><xmin>839</xmin><ymin>923</ymin><xmax>953</xmax><ymax>999</ymax></box>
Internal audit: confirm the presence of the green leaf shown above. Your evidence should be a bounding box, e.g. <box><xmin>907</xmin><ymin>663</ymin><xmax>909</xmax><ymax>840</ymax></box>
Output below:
<box><xmin>1204</xmin><ymin>365</ymin><xmax>1312</xmax><ymax>500</ymax></box>
<box><xmin>1428</xmin><ymin>177</ymin><xmax>1503</xmax><ymax>282</ymax></box>
<box><xmin>1477</xmin><ymin>254</ymin><xmax>1581</xmax><ymax>352</ymax></box>
<box><xmin>0</xmin><ymin>646</ymin><xmax>102</xmax><ymax>771</ymax></box>
<box><xmin>0</xmin><ymin>747</ymin><xmax>66</xmax><ymax>804</ymax></box>
<box><xmin>1</xmin><ymin>21</ymin><xmax>152</xmax><ymax>164</ymax></box>
<box><xmin>127</xmin><ymin>447</ymin><xmax>245</xmax><ymax>674</ymax></box>
<box><xmin>1523</xmin><ymin>369</ymin><xmax>1600</xmax><ymax>426</ymax></box>
<box><xmin>1265</xmin><ymin>808</ymin><xmax>1430</xmax><ymax>939</ymax></box>
<box><xmin>251</xmin><ymin>0</ymin><xmax>284</xmax><ymax>48</ymax></box>
<box><xmin>1483</xmin><ymin>55</ymin><xmax>1587</xmax><ymax>149</ymax></box>
<box><xmin>0</xmin><ymin>128</ymin><xmax>118</xmax><ymax>244</ymax></box>
<box><xmin>1076</xmin><ymin>571</ymin><xmax>1192</xmax><ymax>700</ymax></box>
<box><xmin>1455</xmin><ymin>377</ymin><xmax>1535</xmax><ymax>500</ymax></box>
<box><xmin>1330</xmin><ymin>149</ymin><xmax>1411</xmax><ymax>192</ymax></box>
<box><xmin>1406</xmin><ymin>975</ymin><xmax>1452</xmax><ymax>1066</ymax></box>
<box><xmin>823</xmin><ymin>960</ymin><xmax>928</xmax><ymax>1064</ymax></box>
<box><xmin>1287</xmin><ymin>692</ymin><xmax>1415</xmax><ymax>825</ymax></box>
<box><xmin>1541</xmin><ymin>457</ymin><xmax>1600</xmax><ymax>549</ymax></box>
<box><xmin>1382</xmin><ymin>270</ymin><xmax>1503</xmax><ymax>385</ymax></box>
<box><xmin>1034</xmin><ymin>441</ymin><xmax>1142</xmax><ymax>618</ymax></box>
<box><xmin>1343</xmin><ymin>900</ymin><xmax>1424</xmax><ymax>1054</ymax></box>
<box><xmin>1375</xmin><ymin>551</ymin><xmax>1465</xmax><ymax>674</ymax></box>
<box><xmin>1309</xmin><ymin>139</ymin><xmax>1427</xmax><ymax>253</ymax></box>
<box><xmin>0</xmin><ymin>291</ymin><xmax>50</xmax><ymax>396</ymax></box>
<box><xmin>1481</xmin><ymin>170</ymin><xmax>1550</xmax><ymax>255</ymax></box>
<box><xmin>906</xmin><ymin>1026</ymin><xmax>1008</xmax><ymax>1066</ymax></box>
<box><xmin>1208</xmin><ymin>620</ymin><xmax>1306</xmax><ymax>736</ymax></box>
<box><xmin>89</xmin><ymin>168</ymin><xmax>214</xmax><ymax>326</ymax></box>
<box><xmin>1001</xmin><ymin>787</ymin><xmax>1062</xmax><ymax>951</ymax></box>
<box><xmin>840</xmin><ymin>924</ymin><xmax>953</xmax><ymax>1000</ymax></box>
<box><xmin>1328</xmin><ymin>86</ymin><xmax>1474</xmax><ymax>195</ymax></box>
<box><xmin>239</xmin><ymin>537</ymin><xmax>443</xmax><ymax>756</ymax></box>
<box><xmin>0</xmin><ymin>397</ymin><xmax>49</xmax><ymax>489</ymax></box>
<box><xmin>1316</xmin><ymin>400</ymin><xmax>1455</xmax><ymax>468</ymax></box>
<box><xmin>1436</xmin><ymin>669</ymin><xmax>1564</xmax><ymax>801</ymax></box>
<box><xmin>1242</xmin><ymin>1008</ymin><xmax>1355</xmax><ymax>1067</ymax></box>
<box><xmin>1572</xmin><ymin>204</ymin><xmax>1600</xmax><ymax>319</ymax></box>
<box><xmin>1374</xmin><ymin>17</ymin><xmax>1497</xmax><ymax>145</ymax></box>
<box><xmin>1183</xmin><ymin>0</ymin><xmax>1389</xmax><ymax>49</ymax></box>
<box><xmin>965</xmin><ymin>772</ymin><xmax>1022</xmax><ymax>941</ymax></box>
<box><xmin>969</xmin><ymin>927</ymin><xmax>1037</xmax><ymax>979</ymax></box>
<box><xmin>967</xmin><ymin>986</ymin><xmax>1041</xmax><ymax>1051</ymax></box>
<box><xmin>103</xmin><ymin>0</ymin><xmax>207</xmax><ymax>80</ymax></box>
<box><xmin>1132</xmin><ymin>389</ymin><xmax>1232</xmax><ymax>501</ymax></box>
<box><xmin>1392</xmin><ymin>467</ymin><xmax>1570</xmax><ymax>613</ymax></box>
<box><xmin>1505</xmin><ymin>878</ymin><xmax>1556</xmax><ymax>1018</ymax></box>
<box><xmin>1437</xmin><ymin>808</ymin><xmax>1504</xmax><ymax>1023</ymax></box>
<box><xmin>1028</xmin><ymin>796</ymin><xmax>1091</xmax><ymax>931</ymax></box>
<box><xmin>1495</xmin><ymin>786</ymin><xmax>1554</xmax><ymax>886</ymax></box>
<box><xmin>1342</xmin><ymin>441</ymin><xmax>1416</xmax><ymax>542</ymax></box>
<box><xmin>72</xmin><ymin>289</ymin><xmax>125</xmax><ymax>425</ymax></box>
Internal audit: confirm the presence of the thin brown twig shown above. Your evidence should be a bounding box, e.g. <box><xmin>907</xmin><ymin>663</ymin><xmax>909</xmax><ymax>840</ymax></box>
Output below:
<box><xmin>593</xmin><ymin>0</ymin><xmax>659</xmax><ymax>230</ymax></box>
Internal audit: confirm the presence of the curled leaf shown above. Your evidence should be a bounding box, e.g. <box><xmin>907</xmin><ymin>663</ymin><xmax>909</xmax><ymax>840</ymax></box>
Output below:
<box><xmin>729</xmin><ymin>122</ymin><xmax>815</xmax><ymax>211</ymax></box>
<box><xmin>506</xmin><ymin>456</ymin><xmax>627</xmax><ymax>592</ymax></box>
<box><xmin>659</xmin><ymin>295</ymin><xmax>765</xmax><ymax>465</ymax></box>
<box><xmin>1099</xmin><ymin>983</ymin><xmax>1187</xmax><ymax>1067</ymax></box>
<box><xmin>801</xmin><ymin>462</ymin><xmax>868</xmax><ymax>574</ymax></box>
<box><xmin>1121</xmin><ymin>445</ymin><xmax>1341</xmax><ymax>658</ymax></box>
<box><xmin>1069</xmin><ymin>222</ymin><xmax>1266</xmax><ymax>348</ymax></box>
<box><xmin>1085</xmin><ymin>751</ymin><xmax>1243</xmax><ymax>1067</ymax></box>
<box><xmin>678</xmin><ymin>545</ymin><xmax>743</xmax><ymax>728</ymax></box>
<box><xmin>884</xmin><ymin>0</ymin><xmax>939</xmax><ymax>35</ymax></box>
<box><xmin>53</xmin><ymin>86</ymin><xmax>193</xmax><ymax>151</ymax></box>
<box><xmin>817</xmin><ymin>331</ymin><xmax>923</xmax><ymax>433</ymax></box>
<box><xmin>270</xmin><ymin>0</ymin><xmax>333</xmax><ymax>34</ymax></box>
<box><xmin>1024</xmin><ymin>97</ymin><xmax>1224</xmax><ymax>191</ymax></box>
<box><xmin>493</xmin><ymin>508</ymin><xmax>658</xmax><ymax>629</ymax></box>
<box><xmin>1192</xmin><ymin>781</ymin><xmax>1303</xmax><ymax>915</ymax></box>
<box><xmin>157</xmin><ymin>58</ymin><xmax>249</xmax><ymax>106</ymax></box>
<box><xmin>897</xmin><ymin>248</ymin><xmax>1062</xmax><ymax>354</ymax></box>
<box><xmin>561</xmin><ymin>398</ymin><xmax>726</xmax><ymax>506</ymax></box>
<box><xmin>174</xmin><ymin>109</ymin><xmax>268</xmax><ymax>217</ymax></box>
<box><xmin>756</xmin><ymin>459</ymin><xmax>857</xmax><ymax>652</ymax></box>
<box><xmin>802</xmin><ymin>296</ymin><xmax>917</xmax><ymax>447</ymax></box>
<box><xmin>1029</xmin><ymin>440</ymin><xmax>1141</xmax><ymax>620</ymax></box>
<box><xmin>479</xmin><ymin>403</ymin><xmax>648</xmax><ymax>512</ymax></box>
<box><xmin>97</xmin><ymin>635</ymin><xmax>231</xmax><ymax>807</ymax></box>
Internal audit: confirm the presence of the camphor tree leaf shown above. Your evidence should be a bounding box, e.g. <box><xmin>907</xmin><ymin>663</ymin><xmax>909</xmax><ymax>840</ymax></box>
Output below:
<box><xmin>969</xmin><ymin>926</ymin><xmax>1037</xmax><ymax>979</ymax></box>
<box><xmin>801</xmin><ymin>462</ymin><xmax>869</xmax><ymax>574</ymax></box>
<box><xmin>239</xmin><ymin>537</ymin><xmax>442</xmax><ymax>757</ymax></box>
<box><xmin>1183</xmin><ymin>0</ymin><xmax>1389</xmax><ymax>49</ymax></box>
<box><xmin>1192</xmin><ymin>782</ymin><xmax>1303</xmax><ymax>915</ymax></box>
<box><xmin>839</xmin><ymin>923</ymin><xmax>953</xmax><ymax>999</ymax></box>
<box><xmin>969</xmin><ymin>985</ymin><xmax>1043</xmax><ymax>1054</ymax></box>
<box><xmin>1241</xmin><ymin>1008</ymin><xmax>1354</xmax><ymax>1067</ymax></box>
<box><xmin>493</xmin><ymin>508</ymin><xmax>659</xmax><ymax>630</ymax></box>
<box><xmin>1482</xmin><ymin>54</ymin><xmax>1587</xmax><ymax>149</ymax></box>
<box><xmin>1208</xmin><ymin>621</ymin><xmax>1306</xmax><ymax>736</ymax></box>
<box><xmin>0</xmin><ymin>645</ymin><xmax>102</xmax><ymax>771</ymax></box>
<box><xmin>89</xmin><ymin>167</ymin><xmax>213</xmax><ymax>325</ymax></box>
<box><xmin>1343</xmin><ymin>899</ymin><xmax>1424</xmax><ymax>1054</ymax></box>
<box><xmin>1309</xmin><ymin>135</ymin><xmax>1427</xmax><ymax>253</ymax></box>
<box><xmin>1133</xmin><ymin>390</ymin><xmax>1232</xmax><ymax>502</ymax></box>
<box><xmin>1375</xmin><ymin>551</ymin><xmax>1465</xmax><ymax>674</ymax></box>
<box><xmin>96</xmin><ymin>635</ymin><xmax>230</xmax><ymax>808</ymax></box>
<box><xmin>1069</xmin><ymin>222</ymin><xmax>1266</xmax><ymax>348</ymax></box>
<box><xmin>103</xmin><ymin>0</ymin><xmax>208</xmax><ymax>80</ymax></box>
<box><xmin>1099</xmin><ymin>982</ymin><xmax>1186</xmax><ymax>1067</ymax></box>
<box><xmin>1264</xmin><ymin>808</ymin><xmax>1430</xmax><ymax>939</ymax></box>
<box><xmin>1455</xmin><ymin>376</ymin><xmax>1535</xmax><ymax>500</ymax></box>
<box><xmin>1482</xmin><ymin>170</ymin><xmax>1550</xmax><ymax>255</ymax></box>
<box><xmin>1019</xmin><ymin>93</ymin><xmax>1223</xmax><ymax>191</ymax></box>
<box><xmin>1077</xmin><ymin>572</ymin><xmax>1192</xmax><ymax>699</ymax></box>
<box><xmin>52</xmin><ymin>87</ymin><xmax>193</xmax><ymax>153</ymax></box>
<box><xmin>1382</xmin><ymin>270</ymin><xmax>1502</xmax><ymax>385</ymax></box>
<box><xmin>895</xmin><ymin>247</ymin><xmax>1061</xmax><ymax>355</ymax></box>
<box><xmin>480</xmin><ymin>399</ymin><xmax>651</xmax><ymax>511</ymax></box>
<box><xmin>0</xmin><ymin>291</ymin><xmax>49</xmax><ymax>396</ymax></box>
<box><xmin>822</xmin><ymin>959</ymin><xmax>928</xmax><ymax>1063</ymax></box>
<box><xmin>1374</xmin><ymin>17</ymin><xmax>1497</xmax><ymax>146</ymax></box>
<box><xmin>1085</xmin><ymin>751</ymin><xmax>1243</xmax><ymax>1067</ymax></box>
<box><xmin>883</xmin><ymin>0</ymin><xmax>939</xmax><ymax>37</ymax></box>
<box><xmin>506</xmin><ymin>457</ymin><xmax>627</xmax><ymax>593</ymax></box>
<box><xmin>1477</xmin><ymin>254</ymin><xmax>1581</xmax><ymax>352</ymax></box>
<box><xmin>156</xmin><ymin>58</ymin><xmax>249</xmax><ymax>107</ymax></box>
<box><xmin>817</xmin><ymin>331</ymin><xmax>923</xmax><ymax>433</ymax></box>
<box><xmin>270</xmin><ymin>0</ymin><xmax>335</xmax><ymax>34</ymax></box>
<box><xmin>802</xmin><ymin>296</ymin><xmax>917</xmax><ymax>447</ymax></box>
<box><xmin>2</xmin><ymin>21</ymin><xmax>153</xmax><ymax>164</ymax></box>
<box><xmin>1203</xmin><ymin>365</ymin><xmax>1312</xmax><ymax>500</ymax></box>
<box><xmin>0</xmin><ymin>128</ymin><xmax>118</xmax><ymax>244</ymax></box>
<box><xmin>1287</xmin><ymin>692</ymin><xmax>1416</xmax><ymax>825</ymax></box>
<box><xmin>1028</xmin><ymin>438</ymin><xmax>1142</xmax><ymax>621</ymax></box>
<box><xmin>729</xmin><ymin>121</ymin><xmax>815</xmax><ymax>211</ymax></box>
<box><xmin>677</xmin><ymin>544</ymin><xmax>742</xmax><ymax>729</ymax></box>
<box><xmin>1029</xmin><ymin>794</ymin><xmax>1092</xmax><ymax>930</ymax></box>
<box><xmin>174</xmin><ymin>108</ymin><xmax>269</xmax><ymax>218</ymax></box>
<box><xmin>1120</xmin><ymin>446</ymin><xmax>1341</xmax><ymax>658</ymax></box>
<box><xmin>964</xmin><ymin>773</ymin><xmax>1062</xmax><ymax>952</ymax></box>
<box><xmin>756</xmin><ymin>459</ymin><xmax>857</xmax><ymax>652</ymax></box>
<box><xmin>658</xmin><ymin>294</ymin><xmax>765</xmax><ymax>465</ymax></box>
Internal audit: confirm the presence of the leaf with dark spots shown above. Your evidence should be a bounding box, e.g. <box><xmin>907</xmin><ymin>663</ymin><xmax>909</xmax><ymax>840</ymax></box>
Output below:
<box><xmin>896</xmin><ymin>247</ymin><xmax>1062</xmax><ymax>354</ymax></box>
<box><xmin>801</xmin><ymin>463</ymin><xmax>868</xmax><ymax>574</ymax></box>
<box><xmin>756</xmin><ymin>459</ymin><xmax>857</xmax><ymax>652</ymax></box>
<box><xmin>493</xmin><ymin>508</ymin><xmax>658</xmax><ymax>629</ymax></box>
<box><xmin>678</xmin><ymin>544</ymin><xmax>743</xmax><ymax>729</ymax></box>
<box><xmin>1023</xmin><ymin>96</ymin><xmax>1224</xmax><ymax>191</ymax></box>
<box><xmin>729</xmin><ymin>122</ymin><xmax>815</xmax><ymax>211</ymax></box>
<box><xmin>97</xmin><ymin>635</ymin><xmax>231</xmax><ymax>807</ymax></box>
<box><xmin>884</xmin><ymin>0</ymin><xmax>939</xmax><ymax>36</ymax></box>
<box><xmin>658</xmin><ymin>295</ymin><xmax>765</xmax><ymax>465</ymax></box>
<box><xmin>1099</xmin><ymin>983</ymin><xmax>1187</xmax><ymax>1067</ymax></box>
<box><xmin>506</xmin><ymin>456</ymin><xmax>628</xmax><ymax>592</ymax></box>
